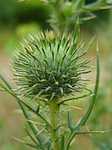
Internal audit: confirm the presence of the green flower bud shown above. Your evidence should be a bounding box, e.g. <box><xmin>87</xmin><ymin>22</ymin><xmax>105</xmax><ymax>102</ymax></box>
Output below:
<box><xmin>13</xmin><ymin>31</ymin><xmax>90</xmax><ymax>100</ymax></box>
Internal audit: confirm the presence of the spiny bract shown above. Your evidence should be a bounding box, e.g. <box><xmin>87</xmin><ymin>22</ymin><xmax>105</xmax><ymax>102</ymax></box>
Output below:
<box><xmin>13</xmin><ymin>31</ymin><xmax>90</xmax><ymax>100</ymax></box>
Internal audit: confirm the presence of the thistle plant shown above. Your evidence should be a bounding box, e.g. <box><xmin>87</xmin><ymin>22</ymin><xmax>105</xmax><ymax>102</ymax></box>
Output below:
<box><xmin>0</xmin><ymin>22</ymin><xmax>101</xmax><ymax>150</ymax></box>
<box><xmin>0</xmin><ymin>0</ymin><xmax>112</xmax><ymax>150</ymax></box>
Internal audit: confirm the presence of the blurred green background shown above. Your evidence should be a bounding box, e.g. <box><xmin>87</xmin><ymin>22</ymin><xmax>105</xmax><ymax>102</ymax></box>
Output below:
<box><xmin>0</xmin><ymin>0</ymin><xmax>112</xmax><ymax>150</ymax></box>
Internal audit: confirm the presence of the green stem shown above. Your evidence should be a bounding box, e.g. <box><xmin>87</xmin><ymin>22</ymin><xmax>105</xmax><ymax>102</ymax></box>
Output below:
<box><xmin>49</xmin><ymin>99</ymin><xmax>59</xmax><ymax>150</ymax></box>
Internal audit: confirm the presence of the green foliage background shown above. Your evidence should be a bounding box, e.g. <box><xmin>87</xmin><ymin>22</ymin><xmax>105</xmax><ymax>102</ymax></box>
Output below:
<box><xmin>0</xmin><ymin>0</ymin><xmax>112</xmax><ymax>150</ymax></box>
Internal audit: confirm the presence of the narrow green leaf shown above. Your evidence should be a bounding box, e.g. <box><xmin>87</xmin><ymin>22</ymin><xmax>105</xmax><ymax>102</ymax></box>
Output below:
<box><xmin>20</xmin><ymin>104</ymin><xmax>44</xmax><ymax>147</ymax></box>
<box><xmin>0</xmin><ymin>88</ymin><xmax>5</xmax><ymax>91</ymax></box>
<box><xmin>25</xmin><ymin>128</ymin><xmax>43</xmax><ymax>149</ymax></box>
<box><xmin>58</xmin><ymin>88</ymin><xmax>92</xmax><ymax>105</ymax></box>
<box><xmin>0</xmin><ymin>74</ymin><xmax>12</xmax><ymax>90</ymax></box>
<box><xmin>0</xmin><ymin>76</ymin><xmax>47</xmax><ymax>149</ymax></box>
<box><xmin>76</xmin><ymin>130</ymin><xmax>107</xmax><ymax>134</ymax></box>
<box><xmin>68</xmin><ymin>111</ymin><xmax>73</xmax><ymax>131</ymax></box>
<box><xmin>61</xmin><ymin>135</ymin><xmax>64</xmax><ymax>150</ymax></box>
<box><xmin>66</xmin><ymin>130</ymin><xmax>106</xmax><ymax>150</ymax></box>
<box><xmin>1</xmin><ymin>81</ymin><xmax>52</xmax><ymax>131</ymax></box>
<box><xmin>66</xmin><ymin>49</ymin><xmax>100</xmax><ymax>149</ymax></box>
<box><xmin>0</xmin><ymin>83</ymin><xmax>44</xmax><ymax>147</ymax></box>
<box><xmin>25</xmin><ymin>142</ymin><xmax>40</xmax><ymax>149</ymax></box>
<box><xmin>74</xmin><ymin>50</ymin><xmax>99</xmax><ymax>128</ymax></box>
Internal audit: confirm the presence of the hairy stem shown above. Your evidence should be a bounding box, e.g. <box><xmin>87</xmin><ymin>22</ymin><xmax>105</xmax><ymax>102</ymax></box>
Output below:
<box><xmin>49</xmin><ymin>99</ymin><xmax>59</xmax><ymax>150</ymax></box>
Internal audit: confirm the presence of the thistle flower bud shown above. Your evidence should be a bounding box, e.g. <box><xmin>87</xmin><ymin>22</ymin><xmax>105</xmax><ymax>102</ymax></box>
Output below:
<box><xmin>13</xmin><ymin>31</ymin><xmax>90</xmax><ymax>100</ymax></box>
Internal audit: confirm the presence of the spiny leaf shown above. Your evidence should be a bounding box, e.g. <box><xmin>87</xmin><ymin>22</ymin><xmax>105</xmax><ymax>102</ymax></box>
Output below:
<box><xmin>66</xmin><ymin>49</ymin><xmax>100</xmax><ymax>149</ymax></box>
<box><xmin>0</xmin><ymin>83</ymin><xmax>44</xmax><ymax>147</ymax></box>
<box><xmin>25</xmin><ymin>128</ymin><xmax>43</xmax><ymax>149</ymax></box>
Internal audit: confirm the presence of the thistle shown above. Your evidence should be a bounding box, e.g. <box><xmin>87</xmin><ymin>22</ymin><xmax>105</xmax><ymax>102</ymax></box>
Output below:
<box><xmin>13</xmin><ymin>30</ymin><xmax>91</xmax><ymax>101</ymax></box>
<box><xmin>0</xmin><ymin>22</ymin><xmax>101</xmax><ymax>149</ymax></box>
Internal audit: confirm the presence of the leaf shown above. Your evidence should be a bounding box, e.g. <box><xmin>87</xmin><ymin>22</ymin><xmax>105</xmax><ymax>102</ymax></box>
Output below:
<box><xmin>66</xmin><ymin>130</ymin><xmax>106</xmax><ymax>150</ymax></box>
<box><xmin>12</xmin><ymin>136</ymin><xmax>25</xmax><ymax>143</ymax></box>
<box><xmin>0</xmin><ymin>74</ymin><xmax>12</xmax><ymax>90</ymax></box>
<box><xmin>0</xmin><ymin>82</ymin><xmax>44</xmax><ymax>147</ymax></box>
<box><xmin>25</xmin><ymin>142</ymin><xmax>41</xmax><ymax>149</ymax></box>
<box><xmin>68</xmin><ymin>111</ymin><xmax>73</xmax><ymax>131</ymax></box>
<box><xmin>19</xmin><ymin>103</ymin><xmax>44</xmax><ymax>147</ymax></box>
<box><xmin>12</xmin><ymin>136</ymin><xmax>40</xmax><ymax>149</ymax></box>
<box><xmin>80</xmin><ymin>13</ymin><xmax>96</xmax><ymax>22</ymax></box>
<box><xmin>74</xmin><ymin>49</ymin><xmax>100</xmax><ymax>129</ymax></box>
<box><xmin>61</xmin><ymin>135</ymin><xmax>65</xmax><ymax>150</ymax></box>
<box><xmin>66</xmin><ymin>49</ymin><xmax>100</xmax><ymax>149</ymax></box>
<box><xmin>76</xmin><ymin>130</ymin><xmax>108</xmax><ymax>134</ymax></box>
<box><xmin>58</xmin><ymin>88</ymin><xmax>92</xmax><ymax>105</ymax></box>
<box><xmin>0</xmin><ymin>88</ymin><xmax>5</xmax><ymax>91</ymax></box>
<box><xmin>0</xmin><ymin>83</ymin><xmax>35</xmax><ymax>113</ymax></box>
<box><xmin>25</xmin><ymin>128</ymin><xmax>43</xmax><ymax>149</ymax></box>
<box><xmin>0</xmin><ymin>80</ymin><xmax>52</xmax><ymax>130</ymax></box>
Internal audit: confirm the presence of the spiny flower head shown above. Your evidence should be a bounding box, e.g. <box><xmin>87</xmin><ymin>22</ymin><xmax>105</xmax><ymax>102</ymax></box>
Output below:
<box><xmin>13</xmin><ymin>30</ymin><xmax>91</xmax><ymax>100</ymax></box>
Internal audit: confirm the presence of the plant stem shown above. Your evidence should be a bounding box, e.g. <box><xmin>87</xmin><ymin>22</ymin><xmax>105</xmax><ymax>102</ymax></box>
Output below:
<box><xmin>49</xmin><ymin>98</ymin><xmax>59</xmax><ymax>150</ymax></box>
